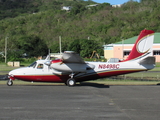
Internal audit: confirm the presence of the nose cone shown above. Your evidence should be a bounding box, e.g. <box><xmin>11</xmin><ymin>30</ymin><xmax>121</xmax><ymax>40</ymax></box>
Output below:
<box><xmin>9</xmin><ymin>69</ymin><xmax>19</xmax><ymax>76</ymax></box>
<box><xmin>8</xmin><ymin>67</ymin><xmax>28</xmax><ymax>80</ymax></box>
<box><xmin>9</xmin><ymin>67</ymin><xmax>27</xmax><ymax>76</ymax></box>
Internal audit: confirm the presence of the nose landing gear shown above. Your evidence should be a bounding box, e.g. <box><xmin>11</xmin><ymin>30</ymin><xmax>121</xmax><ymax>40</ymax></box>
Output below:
<box><xmin>7</xmin><ymin>79</ymin><xmax>13</xmax><ymax>86</ymax></box>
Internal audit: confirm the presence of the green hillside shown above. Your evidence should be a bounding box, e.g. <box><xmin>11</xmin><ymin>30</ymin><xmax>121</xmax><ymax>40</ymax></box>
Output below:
<box><xmin>0</xmin><ymin>0</ymin><xmax>160</xmax><ymax>61</ymax></box>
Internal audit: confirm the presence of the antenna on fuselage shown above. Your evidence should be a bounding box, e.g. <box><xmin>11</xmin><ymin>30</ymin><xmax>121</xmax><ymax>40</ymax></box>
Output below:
<box><xmin>45</xmin><ymin>49</ymin><xmax>51</xmax><ymax>60</ymax></box>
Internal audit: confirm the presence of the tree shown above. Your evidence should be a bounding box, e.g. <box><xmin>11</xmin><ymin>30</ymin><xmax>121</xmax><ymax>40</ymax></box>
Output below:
<box><xmin>68</xmin><ymin>39</ymin><xmax>81</xmax><ymax>53</ymax></box>
<box><xmin>69</xmin><ymin>3</ymin><xmax>86</xmax><ymax>15</ymax></box>
<box><xmin>68</xmin><ymin>39</ymin><xmax>103</xmax><ymax>58</ymax></box>
<box><xmin>16</xmin><ymin>35</ymin><xmax>48</xmax><ymax>57</ymax></box>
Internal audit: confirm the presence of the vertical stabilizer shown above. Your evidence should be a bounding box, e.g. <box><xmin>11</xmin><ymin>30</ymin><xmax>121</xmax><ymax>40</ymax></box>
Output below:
<box><xmin>124</xmin><ymin>29</ymin><xmax>154</xmax><ymax>61</ymax></box>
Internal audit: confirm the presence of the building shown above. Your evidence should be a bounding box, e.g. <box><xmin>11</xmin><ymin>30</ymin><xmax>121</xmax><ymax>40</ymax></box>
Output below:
<box><xmin>104</xmin><ymin>33</ymin><xmax>160</xmax><ymax>62</ymax></box>
<box><xmin>112</xmin><ymin>4</ymin><xmax>122</xmax><ymax>8</ymax></box>
<box><xmin>86</xmin><ymin>4</ymin><xmax>99</xmax><ymax>8</ymax></box>
<box><xmin>62</xmin><ymin>6</ymin><xmax>72</xmax><ymax>11</ymax></box>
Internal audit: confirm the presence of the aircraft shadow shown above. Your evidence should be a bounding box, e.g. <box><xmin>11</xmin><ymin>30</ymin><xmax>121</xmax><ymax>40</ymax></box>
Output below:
<box><xmin>13</xmin><ymin>82</ymin><xmax>110</xmax><ymax>88</ymax></box>
<box><xmin>0</xmin><ymin>75</ymin><xmax>9</xmax><ymax>80</ymax></box>
<box><xmin>77</xmin><ymin>82</ymin><xmax>110</xmax><ymax>88</ymax></box>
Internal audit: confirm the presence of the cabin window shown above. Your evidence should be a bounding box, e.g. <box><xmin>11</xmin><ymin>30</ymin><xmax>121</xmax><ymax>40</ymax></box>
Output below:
<box><xmin>37</xmin><ymin>64</ymin><xmax>43</xmax><ymax>69</ymax></box>
<box><xmin>28</xmin><ymin>62</ymin><xmax>37</xmax><ymax>68</ymax></box>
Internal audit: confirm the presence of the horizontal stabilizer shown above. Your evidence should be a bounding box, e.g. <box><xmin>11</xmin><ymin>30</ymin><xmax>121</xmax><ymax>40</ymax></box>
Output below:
<box><xmin>139</xmin><ymin>56</ymin><xmax>155</xmax><ymax>65</ymax></box>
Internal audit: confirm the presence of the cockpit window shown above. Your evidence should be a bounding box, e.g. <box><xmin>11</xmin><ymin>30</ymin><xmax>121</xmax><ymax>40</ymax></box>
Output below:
<box><xmin>37</xmin><ymin>64</ymin><xmax>43</xmax><ymax>69</ymax></box>
<box><xmin>28</xmin><ymin>62</ymin><xmax>37</xmax><ymax>68</ymax></box>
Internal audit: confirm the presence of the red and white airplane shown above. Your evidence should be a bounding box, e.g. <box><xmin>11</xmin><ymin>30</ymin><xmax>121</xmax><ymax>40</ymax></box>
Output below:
<box><xmin>7</xmin><ymin>29</ymin><xmax>155</xmax><ymax>86</ymax></box>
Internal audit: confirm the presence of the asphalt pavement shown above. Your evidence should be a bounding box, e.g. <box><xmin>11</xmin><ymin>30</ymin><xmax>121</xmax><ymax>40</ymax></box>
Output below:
<box><xmin>0</xmin><ymin>83</ymin><xmax>160</xmax><ymax>120</ymax></box>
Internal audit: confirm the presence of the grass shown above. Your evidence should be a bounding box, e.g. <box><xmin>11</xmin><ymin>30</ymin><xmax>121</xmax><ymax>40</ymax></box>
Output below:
<box><xmin>118</xmin><ymin>72</ymin><xmax>160</xmax><ymax>79</ymax></box>
<box><xmin>156</xmin><ymin>62</ymin><xmax>160</xmax><ymax>67</ymax></box>
<box><xmin>90</xmin><ymin>80</ymin><xmax>160</xmax><ymax>85</ymax></box>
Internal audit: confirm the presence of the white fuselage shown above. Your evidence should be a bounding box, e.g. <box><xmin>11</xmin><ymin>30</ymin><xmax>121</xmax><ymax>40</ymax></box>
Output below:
<box><xmin>8</xmin><ymin>59</ymin><xmax>155</xmax><ymax>83</ymax></box>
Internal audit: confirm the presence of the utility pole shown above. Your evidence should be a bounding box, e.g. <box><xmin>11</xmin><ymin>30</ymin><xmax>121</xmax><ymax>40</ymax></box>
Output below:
<box><xmin>5</xmin><ymin>37</ymin><xmax>7</xmax><ymax>63</ymax></box>
<box><xmin>59</xmin><ymin>36</ymin><xmax>62</xmax><ymax>54</ymax></box>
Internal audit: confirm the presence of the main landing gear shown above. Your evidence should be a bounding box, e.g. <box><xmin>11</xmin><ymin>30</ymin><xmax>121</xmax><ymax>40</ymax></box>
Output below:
<box><xmin>7</xmin><ymin>79</ymin><xmax>13</xmax><ymax>86</ymax></box>
<box><xmin>65</xmin><ymin>73</ymin><xmax>76</xmax><ymax>87</ymax></box>
<box><xmin>66</xmin><ymin>78</ymin><xmax>76</xmax><ymax>86</ymax></box>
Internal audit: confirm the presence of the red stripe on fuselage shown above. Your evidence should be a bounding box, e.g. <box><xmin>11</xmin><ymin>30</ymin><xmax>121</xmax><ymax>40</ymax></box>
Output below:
<box><xmin>13</xmin><ymin>74</ymin><xmax>69</xmax><ymax>83</ymax></box>
<box><xmin>12</xmin><ymin>69</ymin><xmax>144</xmax><ymax>83</ymax></box>
<box><xmin>97</xmin><ymin>69</ymin><xmax>144</xmax><ymax>77</ymax></box>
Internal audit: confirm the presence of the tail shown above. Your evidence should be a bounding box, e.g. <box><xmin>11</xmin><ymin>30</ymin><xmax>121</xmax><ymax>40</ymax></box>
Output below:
<box><xmin>124</xmin><ymin>29</ymin><xmax>154</xmax><ymax>61</ymax></box>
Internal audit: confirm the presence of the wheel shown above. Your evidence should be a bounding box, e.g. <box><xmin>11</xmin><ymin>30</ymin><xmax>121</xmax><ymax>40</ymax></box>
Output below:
<box><xmin>7</xmin><ymin>80</ymin><xmax>13</xmax><ymax>86</ymax></box>
<box><xmin>67</xmin><ymin>78</ymin><xmax>76</xmax><ymax>87</ymax></box>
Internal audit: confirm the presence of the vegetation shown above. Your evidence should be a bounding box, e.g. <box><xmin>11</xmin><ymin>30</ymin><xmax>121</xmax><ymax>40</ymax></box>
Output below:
<box><xmin>0</xmin><ymin>0</ymin><xmax>160</xmax><ymax>61</ymax></box>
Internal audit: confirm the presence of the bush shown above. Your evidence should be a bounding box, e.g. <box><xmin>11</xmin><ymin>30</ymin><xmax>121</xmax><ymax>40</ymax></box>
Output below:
<box><xmin>0</xmin><ymin>56</ymin><xmax>4</xmax><ymax>62</ymax></box>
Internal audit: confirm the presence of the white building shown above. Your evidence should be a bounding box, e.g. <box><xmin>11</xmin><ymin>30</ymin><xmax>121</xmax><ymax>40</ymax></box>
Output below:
<box><xmin>62</xmin><ymin>6</ymin><xmax>72</xmax><ymax>11</ymax></box>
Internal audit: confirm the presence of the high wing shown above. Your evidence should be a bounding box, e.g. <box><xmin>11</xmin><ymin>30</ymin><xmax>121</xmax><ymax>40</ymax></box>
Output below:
<box><xmin>50</xmin><ymin>51</ymin><xmax>95</xmax><ymax>73</ymax></box>
<box><xmin>61</xmin><ymin>51</ymin><xmax>85</xmax><ymax>63</ymax></box>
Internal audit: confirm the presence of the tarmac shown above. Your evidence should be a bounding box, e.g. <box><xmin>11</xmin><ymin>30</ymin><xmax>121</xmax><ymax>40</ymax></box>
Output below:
<box><xmin>0</xmin><ymin>83</ymin><xmax>160</xmax><ymax>120</ymax></box>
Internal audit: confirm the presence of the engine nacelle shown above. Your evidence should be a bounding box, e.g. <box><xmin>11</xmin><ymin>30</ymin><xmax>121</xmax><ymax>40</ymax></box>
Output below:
<box><xmin>62</xmin><ymin>52</ymin><xmax>85</xmax><ymax>63</ymax></box>
<box><xmin>51</xmin><ymin>63</ymin><xmax>86</xmax><ymax>72</ymax></box>
<box><xmin>50</xmin><ymin>60</ymin><xmax>95</xmax><ymax>72</ymax></box>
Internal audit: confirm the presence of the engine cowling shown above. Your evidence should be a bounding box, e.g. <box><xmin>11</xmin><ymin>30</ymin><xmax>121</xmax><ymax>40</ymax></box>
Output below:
<box><xmin>50</xmin><ymin>59</ymin><xmax>95</xmax><ymax>72</ymax></box>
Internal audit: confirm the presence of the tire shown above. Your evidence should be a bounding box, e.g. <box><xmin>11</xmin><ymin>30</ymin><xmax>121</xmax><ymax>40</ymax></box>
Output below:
<box><xmin>67</xmin><ymin>78</ymin><xmax>76</xmax><ymax>87</ymax></box>
<box><xmin>7</xmin><ymin>80</ymin><xmax>13</xmax><ymax>86</ymax></box>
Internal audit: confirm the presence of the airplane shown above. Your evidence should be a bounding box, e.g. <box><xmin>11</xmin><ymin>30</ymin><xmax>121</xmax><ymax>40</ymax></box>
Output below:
<box><xmin>7</xmin><ymin>29</ymin><xmax>155</xmax><ymax>86</ymax></box>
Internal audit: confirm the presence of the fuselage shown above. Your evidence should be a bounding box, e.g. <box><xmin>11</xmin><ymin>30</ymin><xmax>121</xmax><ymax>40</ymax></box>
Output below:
<box><xmin>8</xmin><ymin>59</ymin><xmax>155</xmax><ymax>83</ymax></box>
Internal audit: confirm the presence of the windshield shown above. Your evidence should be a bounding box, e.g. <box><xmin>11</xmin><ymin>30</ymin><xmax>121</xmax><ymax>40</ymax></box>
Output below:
<box><xmin>28</xmin><ymin>62</ymin><xmax>37</xmax><ymax>68</ymax></box>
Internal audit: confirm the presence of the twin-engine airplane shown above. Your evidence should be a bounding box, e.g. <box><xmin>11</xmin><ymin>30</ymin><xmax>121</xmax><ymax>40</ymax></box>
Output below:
<box><xmin>7</xmin><ymin>29</ymin><xmax>155</xmax><ymax>86</ymax></box>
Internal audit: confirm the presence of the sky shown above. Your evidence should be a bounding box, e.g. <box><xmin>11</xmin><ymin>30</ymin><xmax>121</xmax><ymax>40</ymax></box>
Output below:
<box><xmin>92</xmin><ymin>0</ymin><xmax>140</xmax><ymax>5</ymax></box>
